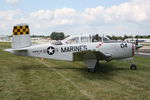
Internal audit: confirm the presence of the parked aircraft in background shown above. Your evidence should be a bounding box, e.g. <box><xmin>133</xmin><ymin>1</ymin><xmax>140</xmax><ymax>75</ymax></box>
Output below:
<box><xmin>5</xmin><ymin>24</ymin><xmax>143</xmax><ymax>72</ymax></box>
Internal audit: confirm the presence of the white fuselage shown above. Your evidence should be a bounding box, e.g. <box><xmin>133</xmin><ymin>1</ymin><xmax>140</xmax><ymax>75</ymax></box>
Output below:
<box><xmin>23</xmin><ymin>42</ymin><xmax>134</xmax><ymax>61</ymax></box>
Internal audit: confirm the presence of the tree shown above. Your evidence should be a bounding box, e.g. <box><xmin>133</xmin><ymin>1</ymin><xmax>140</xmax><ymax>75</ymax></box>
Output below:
<box><xmin>50</xmin><ymin>32</ymin><xmax>65</xmax><ymax>40</ymax></box>
<box><xmin>112</xmin><ymin>35</ymin><xmax>118</xmax><ymax>40</ymax></box>
<box><xmin>122</xmin><ymin>34</ymin><xmax>128</xmax><ymax>40</ymax></box>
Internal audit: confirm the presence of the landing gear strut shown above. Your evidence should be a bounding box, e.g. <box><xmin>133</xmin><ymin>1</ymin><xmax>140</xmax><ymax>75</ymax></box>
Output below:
<box><xmin>87</xmin><ymin>60</ymin><xmax>99</xmax><ymax>73</ymax></box>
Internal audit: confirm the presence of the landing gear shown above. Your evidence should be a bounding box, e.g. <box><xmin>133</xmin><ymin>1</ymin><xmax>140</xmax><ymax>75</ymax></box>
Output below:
<box><xmin>129</xmin><ymin>59</ymin><xmax>137</xmax><ymax>70</ymax></box>
<box><xmin>84</xmin><ymin>59</ymin><xmax>100</xmax><ymax>73</ymax></box>
<box><xmin>87</xmin><ymin>60</ymin><xmax>99</xmax><ymax>73</ymax></box>
<box><xmin>130</xmin><ymin>64</ymin><xmax>137</xmax><ymax>70</ymax></box>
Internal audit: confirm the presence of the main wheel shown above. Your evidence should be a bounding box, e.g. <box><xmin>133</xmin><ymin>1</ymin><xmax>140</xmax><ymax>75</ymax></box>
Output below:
<box><xmin>130</xmin><ymin>64</ymin><xmax>137</xmax><ymax>70</ymax></box>
<box><xmin>88</xmin><ymin>68</ymin><xmax>96</xmax><ymax>73</ymax></box>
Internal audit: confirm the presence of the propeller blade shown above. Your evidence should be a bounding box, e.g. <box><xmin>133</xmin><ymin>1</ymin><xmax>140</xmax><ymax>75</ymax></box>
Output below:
<box><xmin>135</xmin><ymin>36</ymin><xmax>143</xmax><ymax>54</ymax></box>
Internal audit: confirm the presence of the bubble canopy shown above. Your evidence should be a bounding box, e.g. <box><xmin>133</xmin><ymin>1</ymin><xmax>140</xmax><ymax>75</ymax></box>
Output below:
<box><xmin>52</xmin><ymin>34</ymin><xmax>111</xmax><ymax>45</ymax></box>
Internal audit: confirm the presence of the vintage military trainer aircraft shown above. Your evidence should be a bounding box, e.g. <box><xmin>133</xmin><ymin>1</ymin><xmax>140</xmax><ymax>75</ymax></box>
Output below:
<box><xmin>5</xmin><ymin>24</ymin><xmax>142</xmax><ymax>72</ymax></box>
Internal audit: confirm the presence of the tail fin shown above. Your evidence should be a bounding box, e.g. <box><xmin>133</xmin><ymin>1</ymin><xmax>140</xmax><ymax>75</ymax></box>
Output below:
<box><xmin>12</xmin><ymin>24</ymin><xmax>31</xmax><ymax>49</ymax></box>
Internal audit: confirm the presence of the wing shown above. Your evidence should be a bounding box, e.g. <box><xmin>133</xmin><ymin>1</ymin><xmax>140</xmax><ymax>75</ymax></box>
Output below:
<box><xmin>73</xmin><ymin>50</ymin><xmax>112</xmax><ymax>61</ymax></box>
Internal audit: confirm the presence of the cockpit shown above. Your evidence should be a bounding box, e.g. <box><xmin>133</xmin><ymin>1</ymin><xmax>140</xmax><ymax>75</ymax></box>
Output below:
<box><xmin>52</xmin><ymin>34</ymin><xmax>110</xmax><ymax>45</ymax></box>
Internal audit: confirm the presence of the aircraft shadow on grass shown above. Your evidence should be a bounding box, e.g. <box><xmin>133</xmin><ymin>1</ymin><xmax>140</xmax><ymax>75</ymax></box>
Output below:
<box><xmin>53</xmin><ymin>63</ymin><xmax>129</xmax><ymax>79</ymax></box>
<box><xmin>16</xmin><ymin>62</ymin><xmax>129</xmax><ymax>80</ymax></box>
<box><xmin>50</xmin><ymin>62</ymin><xmax>129</xmax><ymax>72</ymax></box>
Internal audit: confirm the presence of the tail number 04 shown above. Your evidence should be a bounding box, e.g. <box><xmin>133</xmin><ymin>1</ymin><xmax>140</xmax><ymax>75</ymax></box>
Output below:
<box><xmin>120</xmin><ymin>43</ymin><xmax>127</xmax><ymax>48</ymax></box>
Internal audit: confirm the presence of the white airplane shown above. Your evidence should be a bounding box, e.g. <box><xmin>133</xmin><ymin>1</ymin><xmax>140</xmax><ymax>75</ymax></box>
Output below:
<box><xmin>5</xmin><ymin>24</ymin><xmax>142</xmax><ymax>72</ymax></box>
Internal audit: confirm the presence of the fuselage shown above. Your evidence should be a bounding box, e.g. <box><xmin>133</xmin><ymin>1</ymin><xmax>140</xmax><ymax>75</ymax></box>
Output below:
<box><xmin>23</xmin><ymin>41</ymin><xmax>135</xmax><ymax>61</ymax></box>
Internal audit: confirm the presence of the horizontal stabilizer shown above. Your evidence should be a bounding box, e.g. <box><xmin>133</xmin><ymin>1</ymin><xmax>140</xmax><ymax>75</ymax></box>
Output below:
<box><xmin>4</xmin><ymin>48</ymin><xmax>28</xmax><ymax>56</ymax></box>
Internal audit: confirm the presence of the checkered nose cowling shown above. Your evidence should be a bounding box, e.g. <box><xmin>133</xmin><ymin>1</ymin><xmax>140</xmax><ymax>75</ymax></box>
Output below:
<box><xmin>13</xmin><ymin>25</ymin><xmax>30</xmax><ymax>35</ymax></box>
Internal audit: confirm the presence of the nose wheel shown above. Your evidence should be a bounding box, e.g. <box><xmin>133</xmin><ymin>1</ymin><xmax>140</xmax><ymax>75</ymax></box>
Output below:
<box><xmin>130</xmin><ymin>64</ymin><xmax>137</xmax><ymax>70</ymax></box>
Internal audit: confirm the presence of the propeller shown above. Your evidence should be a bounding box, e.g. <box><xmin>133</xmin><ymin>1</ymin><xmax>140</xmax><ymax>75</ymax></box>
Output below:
<box><xmin>135</xmin><ymin>36</ymin><xmax>143</xmax><ymax>54</ymax></box>
<box><xmin>135</xmin><ymin>37</ymin><xmax>139</xmax><ymax>53</ymax></box>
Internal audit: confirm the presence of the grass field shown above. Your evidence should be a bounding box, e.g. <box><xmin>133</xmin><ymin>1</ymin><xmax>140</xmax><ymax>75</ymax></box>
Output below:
<box><xmin>0</xmin><ymin>42</ymin><xmax>150</xmax><ymax>100</ymax></box>
<box><xmin>143</xmin><ymin>44</ymin><xmax>150</xmax><ymax>46</ymax></box>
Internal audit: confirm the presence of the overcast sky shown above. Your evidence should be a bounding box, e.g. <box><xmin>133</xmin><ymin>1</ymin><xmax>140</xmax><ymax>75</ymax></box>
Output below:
<box><xmin>0</xmin><ymin>0</ymin><xmax>150</xmax><ymax>36</ymax></box>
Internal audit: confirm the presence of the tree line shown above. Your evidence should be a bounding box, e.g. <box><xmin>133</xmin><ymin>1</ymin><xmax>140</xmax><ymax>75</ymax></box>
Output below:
<box><xmin>107</xmin><ymin>35</ymin><xmax>150</xmax><ymax>40</ymax></box>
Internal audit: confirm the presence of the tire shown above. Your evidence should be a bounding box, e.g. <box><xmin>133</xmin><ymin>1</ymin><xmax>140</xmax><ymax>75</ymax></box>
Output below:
<box><xmin>130</xmin><ymin>64</ymin><xmax>137</xmax><ymax>70</ymax></box>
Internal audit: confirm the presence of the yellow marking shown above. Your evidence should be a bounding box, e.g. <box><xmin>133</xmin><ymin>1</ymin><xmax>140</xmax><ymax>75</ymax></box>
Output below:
<box><xmin>13</xmin><ymin>25</ymin><xmax>29</xmax><ymax>35</ymax></box>
<box><xmin>16</xmin><ymin>26</ymin><xmax>20</xmax><ymax>30</ymax></box>
<box><xmin>20</xmin><ymin>29</ymin><xmax>23</xmax><ymax>32</ymax></box>
<box><xmin>23</xmin><ymin>32</ymin><xmax>26</xmax><ymax>35</ymax></box>
<box><xmin>14</xmin><ymin>29</ymin><xmax>17</xmax><ymax>33</ymax></box>
<box><xmin>13</xmin><ymin>29</ymin><xmax>18</xmax><ymax>35</ymax></box>
<box><xmin>25</xmin><ymin>28</ymin><xmax>29</xmax><ymax>32</ymax></box>
<box><xmin>22</xmin><ymin>26</ymin><xmax>26</xmax><ymax>29</ymax></box>
<box><xmin>17</xmin><ymin>32</ymin><xmax>20</xmax><ymax>35</ymax></box>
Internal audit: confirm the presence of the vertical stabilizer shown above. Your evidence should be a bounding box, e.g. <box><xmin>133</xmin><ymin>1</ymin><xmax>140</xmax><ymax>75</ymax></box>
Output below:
<box><xmin>12</xmin><ymin>24</ymin><xmax>31</xmax><ymax>49</ymax></box>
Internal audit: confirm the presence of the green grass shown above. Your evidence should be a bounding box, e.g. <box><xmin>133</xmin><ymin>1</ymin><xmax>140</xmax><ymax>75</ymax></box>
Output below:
<box><xmin>0</xmin><ymin>42</ymin><xmax>11</xmax><ymax>49</ymax></box>
<box><xmin>142</xmin><ymin>44</ymin><xmax>150</xmax><ymax>46</ymax></box>
<box><xmin>0</xmin><ymin>42</ymin><xmax>150</xmax><ymax>100</ymax></box>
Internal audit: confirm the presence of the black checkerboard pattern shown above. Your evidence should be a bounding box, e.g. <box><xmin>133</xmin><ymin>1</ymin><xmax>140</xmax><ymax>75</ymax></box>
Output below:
<box><xmin>13</xmin><ymin>25</ymin><xmax>30</xmax><ymax>35</ymax></box>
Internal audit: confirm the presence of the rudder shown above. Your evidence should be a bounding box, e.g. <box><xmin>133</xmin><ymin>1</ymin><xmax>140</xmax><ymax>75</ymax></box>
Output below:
<box><xmin>12</xmin><ymin>24</ymin><xmax>31</xmax><ymax>49</ymax></box>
